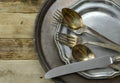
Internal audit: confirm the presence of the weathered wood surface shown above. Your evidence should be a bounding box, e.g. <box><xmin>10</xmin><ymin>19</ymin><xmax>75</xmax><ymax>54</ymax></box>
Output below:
<box><xmin>0</xmin><ymin>0</ymin><xmax>54</xmax><ymax>83</ymax></box>
<box><xmin>0</xmin><ymin>60</ymin><xmax>54</xmax><ymax>83</ymax></box>
<box><xmin>0</xmin><ymin>0</ymin><xmax>44</xmax><ymax>13</ymax></box>
<box><xmin>0</xmin><ymin>1</ymin><xmax>38</xmax><ymax>59</ymax></box>
<box><xmin>0</xmin><ymin>13</ymin><xmax>36</xmax><ymax>38</ymax></box>
<box><xmin>0</xmin><ymin>39</ymin><xmax>37</xmax><ymax>60</ymax></box>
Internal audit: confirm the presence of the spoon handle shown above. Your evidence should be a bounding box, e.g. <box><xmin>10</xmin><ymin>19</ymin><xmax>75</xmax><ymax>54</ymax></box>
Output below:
<box><xmin>110</xmin><ymin>56</ymin><xmax>120</xmax><ymax>71</ymax></box>
<box><xmin>84</xmin><ymin>26</ymin><xmax>120</xmax><ymax>46</ymax></box>
<box><xmin>85</xmin><ymin>41</ymin><xmax>120</xmax><ymax>53</ymax></box>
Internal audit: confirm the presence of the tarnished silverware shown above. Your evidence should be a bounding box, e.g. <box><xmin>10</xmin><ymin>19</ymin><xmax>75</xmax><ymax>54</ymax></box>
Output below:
<box><xmin>62</xmin><ymin>8</ymin><xmax>119</xmax><ymax>45</ymax></box>
<box><xmin>56</xmin><ymin>33</ymin><xmax>95</xmax><ymax>61</ymax></box>
<box><xmin>45</xmin><ymin>55</ymin><xmax>120</xmax><ymax>79</ymax></box>
<box><xmin>53</xmin><ymin>0</ymin><xmax>120</xmax><ymax>79</ymax></box>
<box><xmin>53</xmin><ymin>9</ymin><xmax>120</xmax><ymax>47</ymax></box>
<box><xmin>56</xmin><ymin>32</ymin><xmax>120</xmax><ymax>71</ymax></box>
<box><xmin>56</xmin><ymin>33</ymin><xmax>120</xmax><ymax>52</ymax></box>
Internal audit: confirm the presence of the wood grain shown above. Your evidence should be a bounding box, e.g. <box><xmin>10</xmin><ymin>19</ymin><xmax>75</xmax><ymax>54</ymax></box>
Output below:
<box><xmin>0</xmin><ymin>25</ymin><xmax>34</xmax><ymax>38</ymax></box>
<box><xmin>0</xmin><ymin>13</ymin><xmax>36</xmax><ymax>38</ymax></box>
<box><xmin>0</xmin><ymin>0</ymin><xmax>44</xmax><ymax>13</ymax></box>
<box><xmin>0</xmin><ymin>60</ymin><xmax>54</xmax><ymax>83</ymax></box>
<box><xmin>1</xmin><ymin>0</ymin><xmax>120</xmax><ymax>83</ymax></box>
<box><xmin>0</xmin><ymin>0</ymin><xmax>55</xmax><ymax>83</ymax></box>
<box><xmin>0</xmin><ymin>39</ymin><xmax>37</xmax><ymax>60</ymax></box>
<box><xmin>0</xmin><ymin>13</ymin><xmax>37</xmax><ymax>25</ymax></box>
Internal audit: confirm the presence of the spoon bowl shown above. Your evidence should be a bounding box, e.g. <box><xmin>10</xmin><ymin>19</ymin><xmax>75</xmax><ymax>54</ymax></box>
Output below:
<box><xmin>72</xmin><ymin>44</ymin><xmax>95</xmax><ymax>61</ymax></box>
<box><xmin>62</xmin><ymin>8</ymin><xmax>84</xmax><ymax>30</ymax></box>
<box><xmin>61</xmin><ymin>8</ymin><xmax>120</xmax><ymax>48</ymax></box>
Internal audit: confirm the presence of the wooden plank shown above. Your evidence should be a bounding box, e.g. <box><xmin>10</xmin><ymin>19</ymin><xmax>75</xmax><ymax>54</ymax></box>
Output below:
<box><xmin>0</xmin><ymin>13</ymin><xmax>37</xmax><ymax>38</ymax></box>
<box><xmin>0</xmin><ymin>25</ymin><xmax>34</xmax><ymax>38</ymax></box>
<box><xmin>0</xmin><ymin>60</ymin><xmax>54</xmax><ymax>83</ymax></box>
<box><xmin>0</xmin><ymin>0</ymin><xmax>44</xmax><ymax>13</ymax></box>
<box><xmin>0</xmin><ymin>13</ymin><xmax>37</xmax><ymax>25</ymax></box>
<box><xmin>0</xmin><ymin>39</ymin><xmax>37</xmax><ymax>60</ymax></box>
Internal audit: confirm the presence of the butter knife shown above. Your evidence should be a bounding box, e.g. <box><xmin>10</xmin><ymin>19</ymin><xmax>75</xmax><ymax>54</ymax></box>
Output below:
<box><xmin>45</xmin><ymin>56</ymin><xmax>120</xmax><ymax>79</ymax></box>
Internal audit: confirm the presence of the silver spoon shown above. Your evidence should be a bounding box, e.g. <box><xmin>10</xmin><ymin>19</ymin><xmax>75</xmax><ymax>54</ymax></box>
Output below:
<box><xmin>72</xmin><ymin>44</ymin><xmax>95</xmax><ymax>61</ymax></box>
<box><xmin>62</xmin><ymin>8</ymin><xmax>120</xmax><ymax>48</ymax></box>
<box><xmin>72</xmin><ymin>44</ymin><xmax>120</xmax><ymax>71</ymax></box>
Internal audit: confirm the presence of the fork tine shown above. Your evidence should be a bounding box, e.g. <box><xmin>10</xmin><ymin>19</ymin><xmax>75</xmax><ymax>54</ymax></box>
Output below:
<box><xmin>53</xmin><ymin>15</ymin><xmax>62</xmax><ymax>23</ymax></box>
<box><xmin>55</xmin><ymin>12</ymin><xmax>62</xmax><ymax>18</ymax></box>
<box><xmin>57</xmin><ymin>33</ymin><xmax>75</xmax><ymax>43</ymax></box>
<box><xmin>56</xmin><ymin>36</ymin><xmax>74</xmax><ymax>47</ymax></box>
<box><xmin>53</xmin><ymin>15</ymin><xmax>61</xmax><ymax>21</ymax></box>
<box><xmin>54</xmin><ymin>10</ymin><xmax>63</xmax><ymax>19</ymax></box>
<box><xmin>53</xmin><ymin>10</ymin><xmax>70</xmax><ymax>26</ymax></box>
<box><xmin>53</xmin><ymin>10</ymin><xmax>63</xmax><ymax>23</ymax></box>
<box><xmin>58</xmin><ymin>33</ymin><xmax>76</xmax><ymax>42</ymax></box>
<box><xmin>56</xmin><ymin>10</ymin><xmax>63</xmax><ymax>18</ymax></box>
<box><xmin>57</xmin><ymin>35</ymin><xmax>74</xmax><ymax>44</ymax></box>
<box><xmin>54</xmin><ymin>13</ymin><xmax>61</xmax><ymax>19</ymax></box>
<box><xmin>56</xmin><ymin>33</ymin><xmax>76</xmax><ymax>47</ymax></box>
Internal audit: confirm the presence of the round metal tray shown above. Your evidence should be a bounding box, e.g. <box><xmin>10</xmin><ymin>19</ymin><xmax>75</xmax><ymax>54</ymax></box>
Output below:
<box><xmin>54</xmin><ymin>0</ymin><xmax>120</xmax><ymax>79</ymax></box>
<box><xmin>35</xmin><ymin>0</ymin><xmax>120</xmax><ymax>83</ymax></box>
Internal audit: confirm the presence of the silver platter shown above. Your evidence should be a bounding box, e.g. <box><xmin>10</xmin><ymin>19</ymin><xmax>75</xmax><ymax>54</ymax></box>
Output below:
<box><xmin>54</xmin><ymin>0</ymin><xmax>120</xmax><ymax>79</ymax></box>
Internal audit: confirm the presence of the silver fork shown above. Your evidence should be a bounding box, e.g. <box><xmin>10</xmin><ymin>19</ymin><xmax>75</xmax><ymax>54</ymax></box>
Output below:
<box><xmin>53</xmin><ymin>10</ymin><xmax>120</xmax><ymax>47</ymax></box>
<box><xmin>56</xmin><ymin>32</ymin><xmax>120</xmax><ymax>52</ymax></box>
<box><xmin>53</xmin><ymin>10</ymin><xmax>67</xmax><ymax>26</ymax></box>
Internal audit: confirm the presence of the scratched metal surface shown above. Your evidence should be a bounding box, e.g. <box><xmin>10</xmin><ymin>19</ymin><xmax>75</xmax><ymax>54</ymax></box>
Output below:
<box><xmin>35</xmin><ymin>0</ymin><xmax>120</xmax><ymax>83</ymax></box>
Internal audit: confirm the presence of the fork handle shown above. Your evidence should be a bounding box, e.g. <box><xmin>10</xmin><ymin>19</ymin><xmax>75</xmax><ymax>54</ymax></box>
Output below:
<box><xmin>110</xmin><ymin>64</ymin><xmax>120</xmax><ymax>71</ymax></box>
<box><xmin>86</xmin><ymin>41</ymin><xmax>120</xmax><ymax>53</ymax></box>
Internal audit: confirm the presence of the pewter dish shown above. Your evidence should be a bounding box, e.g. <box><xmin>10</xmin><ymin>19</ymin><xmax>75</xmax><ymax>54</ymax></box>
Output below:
<box><xmin>35</xmin><ymin>0</ymin><xmax>120</xmax><ymax>82</ymax></box>
<box><xmin>54</xmin><ymin>0</ymin><xmax>120</xmax><ymax>79</ymax></box>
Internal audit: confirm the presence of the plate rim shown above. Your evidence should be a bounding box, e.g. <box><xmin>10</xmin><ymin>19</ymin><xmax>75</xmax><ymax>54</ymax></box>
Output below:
<box><xmin>54</xmin><ymin>0</ymin><xmax>120</xmax><ymax>79</ymax></box>
<box><xmin>34</xmin><ymin>0</ymin><xmax>120</xmax><ymax>82</ymax></box>
<box><xmin>34</xmin><ymin>0</ymin><xmax>64</xmax><ymax>82</ymax></box>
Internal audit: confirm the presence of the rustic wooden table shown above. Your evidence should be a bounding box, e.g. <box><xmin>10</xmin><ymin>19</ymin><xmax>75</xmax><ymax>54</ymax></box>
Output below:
<box><xmin>2</xmin><ymin>0</ymin><xmax>120</xmax><ymax>83</ymax></box>
<box><xmin>0</xmin><ymin>0</ymin><xmax>54</xmax><ymax>83</ymax></box>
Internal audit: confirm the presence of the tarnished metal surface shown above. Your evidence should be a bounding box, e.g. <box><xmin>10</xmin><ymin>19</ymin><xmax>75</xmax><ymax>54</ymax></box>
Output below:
<box><xmin>54</xmin><ymin>0</ymin><xmax>120</xmax><ymax>79</ymax></box>
<box><xmin>35</xmin><ymin>0</ymin><xmax>120</xmax><ymax>83</ymax></box>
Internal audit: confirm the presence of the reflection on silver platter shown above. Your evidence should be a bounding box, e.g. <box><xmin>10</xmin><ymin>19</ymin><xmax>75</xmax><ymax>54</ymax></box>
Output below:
<box><xmin>54</xmin><ymin>0</ymin><xmax>120</xmax><ymax>79</ymax></box>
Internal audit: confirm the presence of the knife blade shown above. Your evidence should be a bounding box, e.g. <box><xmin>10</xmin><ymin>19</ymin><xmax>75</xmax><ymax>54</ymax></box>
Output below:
<box><xmin>45</xmin><ymin>56</ymin><xmax>115</xmax><ymax>79</ymax></box>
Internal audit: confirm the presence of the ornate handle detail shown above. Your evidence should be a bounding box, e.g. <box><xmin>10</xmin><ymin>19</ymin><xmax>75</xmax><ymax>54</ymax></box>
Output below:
<box><xmin>114</xmin><ymin>56</ymin><xmax>120</xmax><ymax>62</ymax></box>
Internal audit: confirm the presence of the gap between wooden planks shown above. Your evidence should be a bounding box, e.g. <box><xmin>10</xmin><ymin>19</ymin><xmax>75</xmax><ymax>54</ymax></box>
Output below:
<box><xmin>0</xmin><ymin>1</ymin><xmax>55</xmax><ymax>83</ymax></box>
<box><xmin>0</xmin><ymin>2</ymin><xmax>38</xmax><ymax>59</ymax></box>
<box><xmin>0</xmin><ymin>60</ymin><xmax>54</xmax><ymax>83</ymax></box>
<box><xmin>0</xmin><ymin>12</ymin><xmax>38</xmax><ymax>59</ymax></box>
<box><xmin>0</xmin><ymin>39</ymin><xmax>37</xmax><ymax>60</ymax></box>
<box><xmin>0</xmin><ymin>13</ymin><xmax>37</xmax><ymax>38</ymax></box>
<box><xmin>0</xmin><ymin>0</ymin><xmax>44</xmax><ymax>13</ymax></box>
